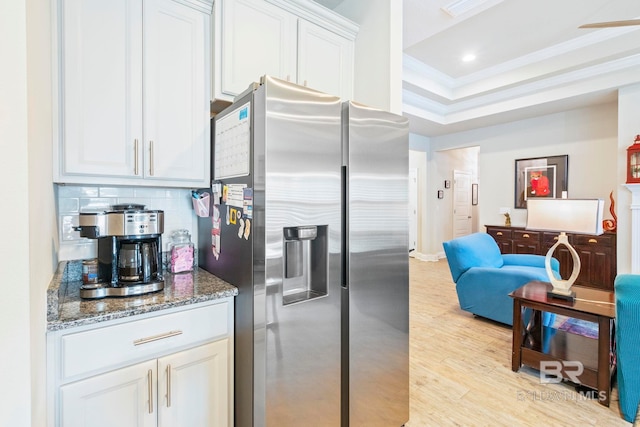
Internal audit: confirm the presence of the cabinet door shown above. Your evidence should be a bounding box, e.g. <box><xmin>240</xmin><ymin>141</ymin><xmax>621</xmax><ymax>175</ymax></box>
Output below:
<box><xmin>60</xmin><ymin>359</ymin><xmax>156</xmax><ymax>427</ymax></box>
<box><xmin>573</xmin><ymin>234</ymin><xmax>615</xmax><ymax>290</ymax></box>
<box><xmin>297</xmin><ymin>19</ymin><xmax>354</xmax><ymax>99</ymax></box>
<box><xmin>513</xmin><ymin>230</ymin><xmax>540</xmax><ymax>254</ymax></box>
<box><xmin>486</xmin><ymin>227</ymin><xmax>513</xmax><ymax>253</ymax></box>
<box><xmin>143</xmin><ymin>0</ymin><xmax>210</xmax><ymax>183</ymax></box>
<box><xmin>60</xmin><ymin>0</ymin><xmax>143</xmax><ymax>178</ymax></box>
<box><xmin>219</xmin><ymin>0</ymin><xmax>297</xmax><ymax>96</ymax></box>
<box><xmin>157</xmin><ymin>339</ymin><xmax>230</xmax><ymax>427</ymax></box>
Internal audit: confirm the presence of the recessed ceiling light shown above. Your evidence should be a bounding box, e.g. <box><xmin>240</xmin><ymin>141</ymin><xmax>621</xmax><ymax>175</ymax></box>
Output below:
<box><xmin>462</xmin><ymin>54</ymin><xmax>476</xmax><ymax>62</ymax></box>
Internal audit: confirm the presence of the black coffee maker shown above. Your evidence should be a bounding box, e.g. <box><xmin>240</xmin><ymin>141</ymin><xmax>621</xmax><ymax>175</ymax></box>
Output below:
<box><xmin>77</xmin><ymin>204</ymin><xmax>165</xmax><ymax>299</ymax></box>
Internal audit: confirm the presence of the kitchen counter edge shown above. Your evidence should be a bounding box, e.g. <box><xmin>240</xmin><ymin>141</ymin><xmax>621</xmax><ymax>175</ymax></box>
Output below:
<box><xmin>47</xmin><ymin>260</ymin><xmax>237</xmax><ymax>332</ymax></box>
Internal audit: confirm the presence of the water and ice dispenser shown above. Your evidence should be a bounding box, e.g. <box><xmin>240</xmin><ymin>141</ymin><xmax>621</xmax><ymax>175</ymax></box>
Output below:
<box><xmin>282</xmin><ymin>225</ymin><xmax>328</xmax><ymax>305</ymax></box>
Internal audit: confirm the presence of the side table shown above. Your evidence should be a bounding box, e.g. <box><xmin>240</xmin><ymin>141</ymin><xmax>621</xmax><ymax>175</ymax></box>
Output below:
<box><xmin>510</xmin><ymin>281</ymin><xmax>616</xmax><ymax>406</ymax></box>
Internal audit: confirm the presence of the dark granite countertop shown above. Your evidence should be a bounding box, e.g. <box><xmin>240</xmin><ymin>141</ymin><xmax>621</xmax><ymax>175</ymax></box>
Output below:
<box><xmin>47</xmin><ymin>261</ymin><xmax>238</xmax><ymax>331</ymax></box>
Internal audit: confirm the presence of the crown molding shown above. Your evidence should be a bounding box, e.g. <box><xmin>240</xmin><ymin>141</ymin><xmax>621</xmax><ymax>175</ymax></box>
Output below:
<box><xmin>457</xmin><ymin>23</ymin><xmax>640</xmax><ymax>87</ymax></box>
<box><xmin>176</xmin><ymin>0</ymin><xmax>214</xmax><ymax>13</ymax></box>
<box><xmin>404</xmin><ymin>22</ymin><xmax>640</xmax><ymax>104</ymax></box>
<box><xmin>266</xmin><ymin>0</ymin><xmax>359</xmax><ymax>39</ymax></box>
<box><xmin>404</xmin><ymin>54</ymin><xmax>640</xmax><ymax>126</ymax></box>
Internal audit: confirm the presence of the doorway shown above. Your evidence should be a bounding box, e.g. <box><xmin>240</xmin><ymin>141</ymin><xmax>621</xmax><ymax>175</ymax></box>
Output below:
<box><xmin>452</xmin><ymin>170</ymin><xmax>472</xmax><ymax>238</ymax></box>
<box><xmin>409</xmin><ymin>168</ymin><xmax>418</xmax><ymax>252</ymax></box>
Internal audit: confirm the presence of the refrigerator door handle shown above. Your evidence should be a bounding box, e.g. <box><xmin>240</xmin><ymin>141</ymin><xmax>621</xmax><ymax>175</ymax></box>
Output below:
<box><xmin>341</xmin><ymin>165</ymin><xmax>348</xmax><ymax>289</ymax></box>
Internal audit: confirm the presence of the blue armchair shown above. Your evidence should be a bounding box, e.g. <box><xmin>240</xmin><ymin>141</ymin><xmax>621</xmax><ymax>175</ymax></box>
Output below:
<box><xmin>614</xmin><ymin>274</ymin><xmax>640</xmax><ymax>423</ymax></box>
<box><xmin>442</xmin><ymin>232</ymin><xmax>559</xmax><ymax>325</ymax></box>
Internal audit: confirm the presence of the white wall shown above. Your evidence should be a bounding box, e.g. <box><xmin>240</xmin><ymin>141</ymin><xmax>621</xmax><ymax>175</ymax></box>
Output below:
<box><xmin>27</xmin><ymin>0</ymin><xmax>55</xmax><ymax>424</ymax></box>
<box><xmin>336</xmin><ymin>0</ymin><xmax>403</xmax><ymax>113</ymax></box>
<box><xmin>431</xmin><ymin>147</ymin><xmax>480</xmax><ymax>250</ymax></box>
<box><xmin>0</xmin><ymin>0</ymin><xmax>32</xmax><ymax>425</ymax></box>
<box><xmin>423</xmin><ymin>102</ymin><xmax>618</xmax><ymax>256</ymax></box>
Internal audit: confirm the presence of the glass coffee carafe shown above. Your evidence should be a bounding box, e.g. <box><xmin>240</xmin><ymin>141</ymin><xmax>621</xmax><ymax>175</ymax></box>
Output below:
<box><xmin>117</xmin><ymin>240</ymin><xmax>159</xmax><ymax>283</ymax></box>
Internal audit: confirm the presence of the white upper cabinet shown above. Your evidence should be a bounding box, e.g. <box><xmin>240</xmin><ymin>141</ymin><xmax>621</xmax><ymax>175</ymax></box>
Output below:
<box><xmin>143</xmin><ymin>0</ymin><xmax>209</xmax><ymax>183</ymax></box>
<box><xmin>53</xmin><ymin>0</ymin><xmax>212</xmax><ymax>187</ymax></box>
<box><xmin>213</xmin><ymin>0</ymin><xmax>358</xmax><ymax>100</ymax></box>
<box><xmin>297</xmin><ymin>19</ymin><xmax>354</xmax><ymax>100</ymax></box>
<box><xmin>58</xmin><ymin>0</ymin><xmax>143</xmax><ymax>179</ymax></box>
<box><xmin>219</xmin><ymin>0</ymin><xmax>297</xmax><ymax>96</ymax></box>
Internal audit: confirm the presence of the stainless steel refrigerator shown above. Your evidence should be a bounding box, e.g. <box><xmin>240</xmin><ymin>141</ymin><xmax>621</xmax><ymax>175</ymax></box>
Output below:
<box><xmin>198</xmin><ymin>75</ymin><xmax>409</xmax><ymax>427</ymax></box>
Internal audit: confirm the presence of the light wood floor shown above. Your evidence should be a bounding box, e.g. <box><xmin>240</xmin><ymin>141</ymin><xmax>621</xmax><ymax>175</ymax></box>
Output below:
<box><xmin>406</xmin><ymin>258</ymin><xmax>631</xmax><ymax>426</ymax></box>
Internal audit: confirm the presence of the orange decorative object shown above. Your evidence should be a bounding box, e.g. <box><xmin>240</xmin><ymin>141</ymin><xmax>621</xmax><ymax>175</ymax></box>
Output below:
<box><xmin>603</xmin><ymin>191</ymin><xmax>617</xmax><ymax>232</ymax></box>
<box><xmin>626</xmin><ymin>135</ymin><xmax>640</xmax><ymax>183</ymax></box>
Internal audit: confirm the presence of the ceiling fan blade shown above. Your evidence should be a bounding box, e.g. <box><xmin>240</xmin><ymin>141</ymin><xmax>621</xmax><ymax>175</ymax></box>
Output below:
<box><xmin>579</xmin><ymin>19</ymin><xmax>640</xmax><ymax>29</ymax></box>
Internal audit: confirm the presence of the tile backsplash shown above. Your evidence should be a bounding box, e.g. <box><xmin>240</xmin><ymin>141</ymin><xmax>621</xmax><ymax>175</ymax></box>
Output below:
<box><xmin>56</xmin><ymin>185</ymin><xmax>198</xmax><ymax>262</ymax></box>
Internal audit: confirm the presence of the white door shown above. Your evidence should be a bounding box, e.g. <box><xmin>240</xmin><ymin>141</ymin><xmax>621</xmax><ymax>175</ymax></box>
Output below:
<box><xmin>60</xmin><ymin>359</ymin><xmax>156</xmax><ymax>427</ymax></box>
<box><xmin>143</xmin><ymin>0</ymin><xmax>209</xmax><ymax>183</ymax></box>
<box><xmin>61</xmin><ymin>0</ymin><xmax>143</xmax><ymax>178</ymax></box>
<box><xmin>408</xmin><ymin>168</ymin><xmax>418</xmax><ymax>252</ymax></box>
<box><xmin>220</xmin><ymin>0</ymin><xmax>297</xmax><ymax>96</ymax></box>
<box><xmin>157</xmin><ymin>339</ymin><xmax>230</xmax><ymax>427</ymax></box>
<box><xmin>452</xmin><ymin>170</ymin><xmax>472</xmax><ymax>238</ymax></box>
<box><xmin>297</xmin><ymin>19</ymin><xmax>354</xmax><ymax>99</ymax></box>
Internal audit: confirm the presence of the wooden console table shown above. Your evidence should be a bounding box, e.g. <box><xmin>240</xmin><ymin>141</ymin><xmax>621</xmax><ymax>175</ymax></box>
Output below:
<box><xmin>510</xmin><ymin>281</ymin><xmax>616</xmax><ymax>406</ymax></box>
<box><xmin>486</xmin><ymin>225</ymin><xmax>616</xmax><ymax>291</ymax></box>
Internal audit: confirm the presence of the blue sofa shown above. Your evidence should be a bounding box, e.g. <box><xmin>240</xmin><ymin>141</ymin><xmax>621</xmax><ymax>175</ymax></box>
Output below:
<box><xmin>442</xmin><ymin>232</ymin><xmax>559</xmax><ymax>325</ymax></box>
<box><xmin>614</xmin><ymin>274</ymin><xmax>640</xmax><ymax>423</ymax></box>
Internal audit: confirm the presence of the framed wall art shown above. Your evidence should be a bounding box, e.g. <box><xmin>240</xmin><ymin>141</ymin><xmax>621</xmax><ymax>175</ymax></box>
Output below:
<box><xmin>472</xmin><ymin>183</ymin><xmax>478</xmax><ymax>205</ymax></box>
<box><xmin>514</xmin><ymin>155</ymin><xmax>568</xmax><ymax>209</ymax></box>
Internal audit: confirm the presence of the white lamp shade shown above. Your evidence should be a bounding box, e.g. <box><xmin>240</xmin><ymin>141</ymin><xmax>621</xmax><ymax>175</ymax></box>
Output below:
<box><xmin>526</xmin><ymin>199</ymin><xmax>604</xmax><ymax>235</ymax></box>
<box><xmin>526</xmin><ymin>198</ymin><xmax>605</xmax><ymax>299</ymax></box>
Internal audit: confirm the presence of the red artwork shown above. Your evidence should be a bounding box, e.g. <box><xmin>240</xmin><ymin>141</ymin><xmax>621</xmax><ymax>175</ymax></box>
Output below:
<box><xmin>529</xmin><ymin>170</ymin><xmax>550</xmax><ymax>197</ymax></box>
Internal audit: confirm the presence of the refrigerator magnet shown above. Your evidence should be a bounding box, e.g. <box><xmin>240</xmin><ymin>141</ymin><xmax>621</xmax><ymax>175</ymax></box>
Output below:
<box><xmin>211</xmin><ymin>227</ymin><xmax>220</xmax><ymax>260</ymax></box>
<box><xmin>243</xmin><ymin>188</ymin><xmax>253</xmax><ymax>219</ymax></box>
<box><xmin>237</xmin><ymin>218</ymin><xmax>245</xmax><ymax>238</ymax></box>
<box><xmin>243</xmin><ymin>219</ymin><xmax>251</xmax><ymax>240</ymax></box>
<box><xmin>229</xmin><ymin>207</ymin><xmax>238</xmax><ymax>225</ymax></box>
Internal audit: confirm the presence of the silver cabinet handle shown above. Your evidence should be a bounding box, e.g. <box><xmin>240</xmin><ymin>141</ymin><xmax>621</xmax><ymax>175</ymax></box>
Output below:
<box><xmin>149</xmin><ymin>140</ymin><xmax>155</xmax><ymax>176</ymax></box>
<box><xmin>166</xmin><ymin>364</ymin><xmax>172</xmax><ymax>407</ymax></box>
<box><xmin>496</xmin><ymin>232</ymin><xmax>503</xmax><ymax>236</ymax></box>
<box><xmin>134</xmin><ymin>139</ymin><xmax>139</xmax><ymax>175</ymax></box>
<box><xmin>523</xmin><ymin>233</ymin><xmax>530</xmax><ymax>238</ymax></box>
<box><xmin>133</xmin><ymin>330</ymin><xmax>183</xmax><ymax>346</ymax></box>
<box><xmin>148</xmin><ymin>369</ymin><xmax>153</xmax><ymax>414</ymax></box>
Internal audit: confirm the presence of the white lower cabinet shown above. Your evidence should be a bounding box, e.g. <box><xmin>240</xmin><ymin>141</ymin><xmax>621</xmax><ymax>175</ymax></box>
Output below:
<box><xmin>60</xmin><ymin>340</ymin><xmax>228</xmax><ymax>427</ymax></box>
<box><xmin>48</xmin><ymin>300</ymin><xmax>233</xmax><ymax>427</ymax></box>
<box><xmin>61</xmin><ymin>359</ymin><xmax>157</xmax><ymax>427</ymax></box>
<box><xmin>157</xmin><ymin>340</ymin><xmax>229</xmax><ymax>427</ymax></box>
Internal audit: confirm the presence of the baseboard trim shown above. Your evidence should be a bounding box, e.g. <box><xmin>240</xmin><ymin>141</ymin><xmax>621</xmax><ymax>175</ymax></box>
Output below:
<box><xmin>410</xmin><ymin>251</ymin><xmax>446</xmax><ymax>262</ymax></box>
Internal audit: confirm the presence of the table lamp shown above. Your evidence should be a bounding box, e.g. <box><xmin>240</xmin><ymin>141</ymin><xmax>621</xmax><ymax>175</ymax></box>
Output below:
<box><xmin>526</xmin><ymin>198</ymin><xmax>604</xmax><ymax>301</ymax></box>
